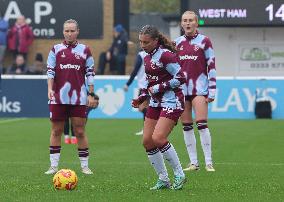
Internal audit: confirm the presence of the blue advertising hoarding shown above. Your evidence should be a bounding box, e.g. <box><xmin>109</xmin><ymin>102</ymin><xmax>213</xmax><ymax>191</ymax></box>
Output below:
<box><xmin>0</xmin><ymin>75</ymin><xmax>48</xmax><ymax>117</ymax></box>
<box><xmin>0</xmin><ymin>75</ymin><xmax>283</xmax><ymax>119</ymax></box>
<box><xmin>207</xmin><ymin>78</ymin><xmax>283</xmax><ymax>119</ymax></box>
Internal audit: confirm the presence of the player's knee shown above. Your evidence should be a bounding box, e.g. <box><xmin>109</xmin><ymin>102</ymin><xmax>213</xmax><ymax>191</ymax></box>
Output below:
<box><xmin>73</xmin><ymin>127</ymin><xmax>85</xmax><ymax>138</ymax></box>
<box><xmin>182</xmin><ymin>122</ymin><xmax>194</xmax><ymax>131</ymax></box>
<box><xmin>142</xmin><ymin>137</ymin><xmax>154</xmax><ymax>150</ymax></box>
<box><xmin>51</xmin><ymin>128</ymin><xmax>63</xmax><ymax>137</ymax></box>
<box><xmin>152</xmin><ymin>134</ymin><xmax>165</xmax><ymax>147</ymax></box>
<box><xmin>196</xmin><ymin>120</ymin><xmax>208</xmax><ymax>130</ymax></box>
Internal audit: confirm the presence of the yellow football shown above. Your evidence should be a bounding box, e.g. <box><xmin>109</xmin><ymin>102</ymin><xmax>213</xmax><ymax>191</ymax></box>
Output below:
<box><xmin>53</xmin><ymin>169</ymin><xmax>78</xmax><ymax>190</ymax></box>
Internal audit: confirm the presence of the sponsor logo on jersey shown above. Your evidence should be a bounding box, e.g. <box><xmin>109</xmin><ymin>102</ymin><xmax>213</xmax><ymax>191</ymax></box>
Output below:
<box><xmin>179</xmin><ymin>55</ymin><xmax>198</xmax><ymax>61</ymax></box>
<box><xmin>60</xmin><ymin>64</ymin><xmax>81</xmax><ymax>70</ymax></box>
<box><xmin>146</xmin><ymin>74</ymin><xmax>158</xmax><ymax>81</ymax></box>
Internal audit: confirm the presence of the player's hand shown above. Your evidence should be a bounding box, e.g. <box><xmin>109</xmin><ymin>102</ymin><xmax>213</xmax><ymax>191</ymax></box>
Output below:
<box><xmin>132</xmin><ymin>99</ymin><xmax>140</xmax><ymax>108</ymax></box>
<box><xmin>92</xmin><ymin>99</ymin><xmax>99</xmax><ymax>109</ymax></box>
<box><xmin>206</xmin><ymin>97</ymin><xmax>214</xmax><ymax>103</ymax></box>
<box><xmin>48</xmin><ymin>89</ymin><xmax>55</xmax><ymax>100</ymax></box>
<box><xmin>87</xmin><ymin>96</ymin><xmax>96</xmax><ymax>108</ymax></box>
<box><xmin>123</xmin><ymin>85</ymin><xmax>128</xmax><ymax>92</ymax></box>
<box><xmin>87</xmin><ymin>94</ymin><xmax>100</xmax><ymax>109</ymax></box>
<box><xmin>93</xmin><ymin>95</ymin><xmax>99</xmax><ymax>109</ymax></box>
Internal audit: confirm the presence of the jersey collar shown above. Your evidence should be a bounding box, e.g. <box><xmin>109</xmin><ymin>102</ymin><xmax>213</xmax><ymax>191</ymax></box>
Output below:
<box><xmin>63</xmin><ymin>41</ymin><xmax>78</xmax><ymax>48</ymax></box>
<box><xmin>184</xmin><ymin>30</ymin><xmax>199</xmax><ymax>40</ymax></box>
<box><xmin>149</xmin><ymin>45</ymin><xmax>160</xmax><ymax>56</ymax></box>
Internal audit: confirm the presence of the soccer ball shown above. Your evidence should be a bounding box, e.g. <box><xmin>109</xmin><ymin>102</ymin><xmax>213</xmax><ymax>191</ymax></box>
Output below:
<box><xmin>53</xmin><ymin>169</ymin><xmax>78</xmax><ymax>190</ymax></box>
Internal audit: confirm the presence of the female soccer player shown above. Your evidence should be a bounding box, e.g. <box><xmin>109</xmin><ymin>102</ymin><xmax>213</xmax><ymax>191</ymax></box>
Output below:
<box><xmin>45</xmin><ymin>19</ymin><xmax>97</xmax><ymax>175</ymax></box>
<box><xmin>175</xmin><ymin>11</ymin><xmax>216</xmax><ymax>172</ymax></box>
<box><xmin>132</xmin><ymin>25</ymin><xmax>186</xmax><ymax>190</ymax></box>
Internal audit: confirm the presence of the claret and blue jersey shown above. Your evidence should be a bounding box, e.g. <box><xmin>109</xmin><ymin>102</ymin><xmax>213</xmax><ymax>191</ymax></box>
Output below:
<box><xmin>47</xmin><ymin>41</ymin><xmax>95</xmax><ymax>105</ymax></box>
<box><xmin>139</xmin><ymin>46</ymin><xmax>185</xmax><ymax>109</ymax></box>
<box><xmin>175</xmin><ymin>31</ymin><xmax>216</xmax><ymax>99</ymax></box>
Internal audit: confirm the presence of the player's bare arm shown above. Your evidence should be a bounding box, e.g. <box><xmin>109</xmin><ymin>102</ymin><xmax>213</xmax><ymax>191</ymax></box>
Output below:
<box><xmin>47</xmin><ymin>78</ymin><xmax>55</xmax><ymax>100</ymax></box>
<box><xmin>87</xmin><ymin>85</ymin><xmax>96</xmax><ymax>108</ymax></box>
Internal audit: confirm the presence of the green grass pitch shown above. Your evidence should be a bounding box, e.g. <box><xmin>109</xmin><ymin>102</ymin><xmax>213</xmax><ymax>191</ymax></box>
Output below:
<box><xmin>0</xmin><ymin>118</ymin><xmax>283</xmax><ymax>201</ymax></box>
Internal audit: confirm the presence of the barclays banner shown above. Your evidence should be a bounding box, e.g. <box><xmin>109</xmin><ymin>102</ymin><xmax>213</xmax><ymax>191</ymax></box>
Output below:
<box><xmin>1</xmin><ymin>0</ymin><xmax>103</xmax><ymax>39</ymax></box>
<box><xmin>208</xmin><ymin>78</ymin><xmax>284</xmax><ymax>119</ymax></box>
<box><xmin>0</xmin><ymin>76</ymin><xmax>283</xmax><ymax>119</ymax></box>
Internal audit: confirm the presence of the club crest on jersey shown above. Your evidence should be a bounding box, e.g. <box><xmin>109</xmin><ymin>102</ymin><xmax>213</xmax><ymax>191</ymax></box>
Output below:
<box><xmin>194</xmin><ymin>45</ymin><xmax>200</xmax><ymax>51</ymax></box>
<box><xmin>150</xmin><ymin>63</ymin><xmax>157</xmax><ymax>69</ymax></box>
<box><xmin>61</xmin><ymin>52</ymin><xmax>66</xmax><ymax>58</ymax></box>
<box><xmin>74</xmin><ymin>52</ymin><xmax>81</xmax><ymax>59</ymax></box>
<box><xmin>179</xmin><ymin>45</ymin><xmax>184</xmax><ymax>51</ymax></box>
<box><xmin>150</xmin><ymin>61</ymin><xmax>163</xmax><ymax>69</ymax></box>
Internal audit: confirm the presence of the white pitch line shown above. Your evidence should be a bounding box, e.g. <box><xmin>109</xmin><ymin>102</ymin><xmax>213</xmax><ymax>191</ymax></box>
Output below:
<box><xmin>215</xmin><ymin>162</ymin><xmax>284</xmax><ymax>166</ymax></box>
<box><xmin>0</xmin><ymin>118</ymin><xmax>27</xmax><ymax>124</ymax></box>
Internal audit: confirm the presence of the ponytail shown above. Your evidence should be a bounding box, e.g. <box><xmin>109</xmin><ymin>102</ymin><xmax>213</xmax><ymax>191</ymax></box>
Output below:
<box><xmin>158</xmin><ymin>33</ymin><xmax>176</xmax><ymax>53</ymax></box>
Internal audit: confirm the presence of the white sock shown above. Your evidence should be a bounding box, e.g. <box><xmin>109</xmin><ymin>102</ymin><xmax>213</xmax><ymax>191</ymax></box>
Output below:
<box><xmin>147</xmin><ymin>148</ymin><xmax>169</xmax><ymax>182</ymax></box>
<box><xmin>199</xmin><ymin>128</ymin><xmax>213</xmax><ymax>165</ymax></box>
<box><xmin>64</xmin><ymin>135</ymin><xmax>69</xmax><ymax>139</ymax></box>
<box><xmin>79</xmin><ymin>157</ymin><xmax>89</xmax><ymax>168</ymax></box>
<box><xmin>50</xmin><ymin>153</ymin><xmax>60</xmax><ymax>167</ymax></box>
<box><xmin>49</xmin><ymin>146</ymin><xmax>61</xmax><ymax>167</ymax></box>
<box><xmin>160</xmin><ymin>142</ymin><xmax>184</xmax><ymax>177</ymax></box>
<box><xmin>183</xmin><ymin>123</ymin><xmax>198</xmax><ymax>165</ymax></box>
<box><xmin>78</xmin><ymin>148</ymin><xmax>89</xmax><ymax>168</ymax></box>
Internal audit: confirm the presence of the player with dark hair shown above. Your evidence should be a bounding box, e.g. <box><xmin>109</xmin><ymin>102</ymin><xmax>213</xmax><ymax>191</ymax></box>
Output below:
<box><xmin>175</xmin><ymin>11</ymin><xmax>216</xmax><ymax>172</ymax></box>
<box><xmin>45</xmin><ymin>19</ymin><xmax>97</xmax><ymax>175</ymax></box>
<box><xmin>132</xmin><ymin>25</ymin><xmax>186</xmax><ymax>190</ymax></box>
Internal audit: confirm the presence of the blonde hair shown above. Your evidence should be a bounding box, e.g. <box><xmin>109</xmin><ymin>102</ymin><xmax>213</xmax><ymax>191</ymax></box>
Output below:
<box><xmin>63</xmin><ymin>19</ymin><xmax>79</xmax><ymax>30</ymax></box>
<box><xmin>182</xmin><ymin>11</ymin><xmax>198</xmax><ymax>22</ymax></box>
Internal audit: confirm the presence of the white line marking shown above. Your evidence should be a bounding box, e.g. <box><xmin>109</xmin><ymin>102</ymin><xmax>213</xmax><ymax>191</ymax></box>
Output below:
<box><xmin>0</xmin><ymin>118</ymin><xmax>27</xmax><ymax>124</ymax></box>
<box><xmin>215</xmin><ymin>162</ymin><xmax>284</xmax><ymax>166</ymax></box>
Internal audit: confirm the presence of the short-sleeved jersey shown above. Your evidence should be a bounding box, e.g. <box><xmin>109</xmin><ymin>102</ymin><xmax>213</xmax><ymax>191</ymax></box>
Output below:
<box><xmin>47</xmin><ymin>41</ymin><xmax>95</xmax><ymax>105</ymax></box>
<box><xmin>175</xmin><ymin>32</ymin><xmax>216</xmax><ymax>99</ymax></box>
<box><xmin>139</xmin><ymin>46</ymin><xmax>185</xmax><ymax>109</ymax></box>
